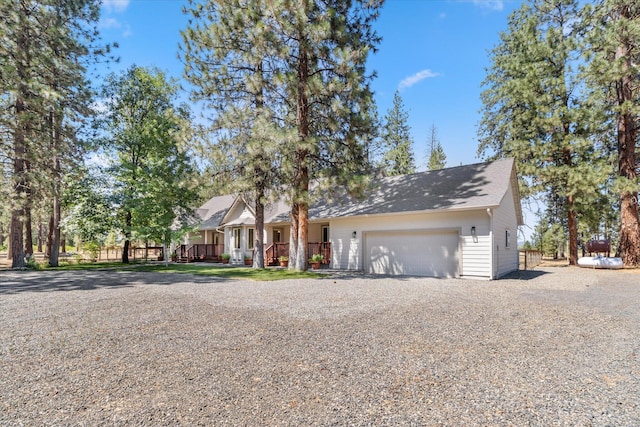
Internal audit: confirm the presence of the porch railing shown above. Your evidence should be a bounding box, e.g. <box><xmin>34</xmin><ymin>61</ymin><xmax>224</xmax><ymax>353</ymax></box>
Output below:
<box><xmin>179</xmin><ymin>244</ymin><xmax>224</xmax><ymax>262</ymax></box>
<box><xmin>264</xmin><ymin>242</ymin><xmax>331</xmax><ymax>266</ymax></box>
<box><xmin>308</xmin><ymin>242</ymin><xmax>331</xmax><ymax>264</ymax></box>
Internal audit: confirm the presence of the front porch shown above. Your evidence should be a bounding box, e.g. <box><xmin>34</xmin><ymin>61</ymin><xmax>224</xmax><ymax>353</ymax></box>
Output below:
<box><xmin>177</xmin><ymin>244</ymin><xmax>225</xmax><ymax>263</ymax></box>
<box><xmin>178</xmin><ymin>242</ymin><xmax>331</xmax><ymax>266</ymax></box>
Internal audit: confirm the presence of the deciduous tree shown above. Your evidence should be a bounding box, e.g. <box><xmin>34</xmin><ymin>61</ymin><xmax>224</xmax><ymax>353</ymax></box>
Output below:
<box><xmin>100</xmin><ymin>66</ymin><xmax>198</xmax><ymax>263</ymax></box>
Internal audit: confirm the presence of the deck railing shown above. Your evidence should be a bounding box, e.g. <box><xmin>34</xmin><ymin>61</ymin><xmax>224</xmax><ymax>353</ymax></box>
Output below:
<box><xmin>179</xmin><ymin>244</ymin><xmax>225</xmax><ymax>262</ymax></box>
<box><xmin>264</xmin><ymin>242</ymin><xmax>331</xmax><ymax>266</ymax></box>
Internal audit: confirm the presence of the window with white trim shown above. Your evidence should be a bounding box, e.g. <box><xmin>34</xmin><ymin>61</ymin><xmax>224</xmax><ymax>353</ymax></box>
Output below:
<box><xmin>248</xmin><ymin>228</ymin><xmax>255</xmax><ymax>250</ymax></box>
<box><xmin>233</xmin><ymin>228</ymin><xmax>241</xmax><ymax>249</ymax></box>
<box><xmin>505</xmin><ymin>229</ymin><xmax>511</xmax><ymax>249</ymax></box>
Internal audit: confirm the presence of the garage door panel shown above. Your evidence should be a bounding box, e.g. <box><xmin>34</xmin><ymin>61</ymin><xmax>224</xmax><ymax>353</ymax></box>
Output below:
<box><xmin>365</xmin><ymin>230</ymin><xmax>459</xmax><ymax>277</ymax></box>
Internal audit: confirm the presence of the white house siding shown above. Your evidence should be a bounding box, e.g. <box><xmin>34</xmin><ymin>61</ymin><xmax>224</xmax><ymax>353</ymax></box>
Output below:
<box><xmin>492</xmin><ymin>181</ymin><xmax>520</xmax><ymax>278</ymax></box>
<box><xmin>460</xmin><ymin>235</ymin><xmax>492</xmax><ymax>278</ymax></box>
<box><xmin>330</xmin><ymin>210</ymin><xmax>491</xmax><ymax>277</ymax></box>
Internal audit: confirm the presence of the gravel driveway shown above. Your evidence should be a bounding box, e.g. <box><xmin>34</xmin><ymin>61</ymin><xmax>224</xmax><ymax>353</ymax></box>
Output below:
<box><xmin>1</xmin><ymin>267</ymin><xmax>639</xmax><ymax>426</ymax></box>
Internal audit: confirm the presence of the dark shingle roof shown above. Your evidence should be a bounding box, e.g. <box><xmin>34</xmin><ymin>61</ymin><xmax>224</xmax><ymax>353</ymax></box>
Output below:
<box><xmin>197</xmin><ymin>194</ymin><xmax>236</xmax><ymax>229</ymax></box>
<box><xmin>308</xmin><ymin>158</ymin><xmax>520</xmax><ymax>221</ymax></box>
<box><xmin>196</xmin><ymin>158</ymin><xmax>522</xmax><ymax>226</ymax></box>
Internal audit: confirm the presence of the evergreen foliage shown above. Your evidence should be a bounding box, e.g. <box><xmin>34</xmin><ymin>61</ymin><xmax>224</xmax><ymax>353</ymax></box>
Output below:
<box><xmin>426</xmin><ymin>123</ymin><xmax>446</xmax><ymax>171</ymax></box>
<box><xmin>380</xmin><ymin>90</ymin><xmax>416</xmax><ymax>176</ymax></box>
<box><xmin>182</xmin><ymin>0</ymin><xmax>381</xmax><ymax>271</ymax></box>
<box><xmin>478</xmin><ymin>0</ymin><xmax>611</xmax><ymax>265</ymax></box>
<box><xmin>0</xmin><ymin>0</ymin><xmax>113</xmax><ymax>267</ymax></box>
<box><xmin>182</xmin><ymin>0</ymin><xmax>285</xmax><ymax>268</ymax></box>
<box><xmin>582</xmin><ymin>0</ymin><xmax>640</xmax><ymax>265</ymax></box>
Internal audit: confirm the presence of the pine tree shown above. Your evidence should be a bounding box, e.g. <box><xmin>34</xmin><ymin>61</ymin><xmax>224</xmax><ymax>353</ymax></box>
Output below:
<box><xmin>381</xmin><ymin>90</ymin><xmax>416</xmax><ymax>176</ymax></box>
<box><xmin>182</xmin><ymin>0</ymin><xmax>284</xmax><ymax>269</ymax></box>
<box><xmin>478</xmin><ymin>0</ymin><xmax>609</xmax><ymax>266</ymax></box>
<box><xmin>0</xmin><ymin>0</ymin><xmax>110</xmax><ymax>268</ymax></box>
<box><xmin>583</xmin><ymin>0</ymin><xmax>640</xmax><ymax>265</ymax></box>
<box><xmin>426</xmin><ymin>124</ymin><xmax>446</xmax><ymax>170</ymax></box>
<box><xmin>182</xmin><ymin>0</ymin><xmax>381</xmax><ymax>271</ymax></box>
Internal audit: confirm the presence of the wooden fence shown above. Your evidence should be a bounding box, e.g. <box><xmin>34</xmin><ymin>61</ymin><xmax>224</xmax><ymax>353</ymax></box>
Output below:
<box><xmin>519</xmin><ymin>250</ymin><xmax>542</xmax><ymax>270</ymax></box>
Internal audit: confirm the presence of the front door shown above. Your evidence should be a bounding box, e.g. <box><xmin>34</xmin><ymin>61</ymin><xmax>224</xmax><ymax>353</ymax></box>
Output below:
<box><xmin>322</xmin><ymin>226</ymin><xmax>329</xmax><ymax>243</ymax></box>
<box><xmin>272</xmin><ymin>229</ymin><xmax>282</xmax><ymax>243</ymax></box>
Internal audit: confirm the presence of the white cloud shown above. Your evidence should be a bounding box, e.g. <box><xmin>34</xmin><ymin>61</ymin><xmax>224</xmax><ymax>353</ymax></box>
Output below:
<box><xmin>471</xmin><ymin>0</ymin><xmax>504</xmax><ymax>11</ymax></box>
<box><xmin>122</xmin><ymin>23</ymin><xmax>132</xmax><ymax>38</ymax></box>
<box><xmin>102</xmin><ymin>0</ymin><xmax>130</xmax><ymax>13</ymax></box>
<box><xmin>99</xmin><ymin>17</ymin><xmax>121</xmax><ymax>30</ymax></box>
<box><xmin>399</xmin><ymin>69</ymin><xmax>440</xmax><ymax>90</ymax></box>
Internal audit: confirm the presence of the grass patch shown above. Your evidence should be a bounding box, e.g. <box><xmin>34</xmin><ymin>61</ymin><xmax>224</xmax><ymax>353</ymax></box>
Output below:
<box><xmin>47</xmin><ymin>261</ymin><xmax>324</xmax><ymax>281</ymax></box>
<box><xmin>47</xmin><ymin>261</ymin><xmax>147</xmax><ymax>271</ymax></box>
<box><xmin>132</xmin><ymin>264</ymin><xmax>324</xmax><ymax>281</ymax></box>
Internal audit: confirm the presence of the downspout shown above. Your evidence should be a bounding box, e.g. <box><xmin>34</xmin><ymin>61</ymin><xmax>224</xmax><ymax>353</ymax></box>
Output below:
<box><xmin>487</xmin><ymin>208</ymin><xmax>495</xmax><ymax>280</ymax></box>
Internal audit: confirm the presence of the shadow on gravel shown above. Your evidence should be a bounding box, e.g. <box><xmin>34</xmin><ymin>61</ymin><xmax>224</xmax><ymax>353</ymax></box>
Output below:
<box><xmin>502</xmin><ymin>269</ymin><xmax>549</xmax><ymax>280</ymax></box>
<box><xmin>0</xmin><ymin>270</ymin><xmax>229</xmax><ymax>294</ymax></box>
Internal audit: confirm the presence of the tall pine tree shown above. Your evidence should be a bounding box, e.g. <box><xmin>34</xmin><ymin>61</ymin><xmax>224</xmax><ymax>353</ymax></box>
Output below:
<box><xmin>182</xmin><ymin>0</ymin><xmax>381</xmax><ymax>271</ymax></box>
<box><xmin>0</xmin><ymin>0</ymin><xmax>108</xmax><ymax>268</ymax></box>
<box><xmin>426</xmin><ymin>123</ymin><xmax>446</xmax><ymax>171</ymax></box>
<box><xmin>478</xmin><ymin>0</ymin><xmax>609</xmax><ymax>265</ymax></box>
<box><xmin>583</xmin><ymin>0</ymin><xmax>640</xmax><ymax>266</ymax></box>
<box><xmin>381</xmin><ymin>90</ymin><xmax>416</xmax><ymax>176</ymax></box>
<box><xmin>182</xmin><ymin>0</ymin><xmax>285</xmax><ymax>269</ymax></box>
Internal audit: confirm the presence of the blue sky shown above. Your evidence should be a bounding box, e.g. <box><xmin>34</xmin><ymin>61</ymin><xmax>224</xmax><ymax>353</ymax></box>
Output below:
<box><xmin>98</xmin><ymin>0</ymin><xmax>534</xmax><ymax>239</ymax></box>
<box><xmin>98</xmin><ymin>0</ymin><xmax>523</xmax><ymax>168</ymax></box>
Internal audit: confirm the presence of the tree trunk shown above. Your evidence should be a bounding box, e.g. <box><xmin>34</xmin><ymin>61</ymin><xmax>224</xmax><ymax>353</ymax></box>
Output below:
<box><xmin>296</xmin><ymin>196</ymin><xmax>309</xmax><ymax>271</ymax></box>
<box><xmin>49</xmin><ymin>182</ymin><xmax>61</xmax><ymax>267</ymax></box>
<box><xmin>37</xmin><ymin>221</ymin><xmax>44</xmax><ymax>253</ymax></box>
<box><xmin>288</xmin><ymin>202</ymin><xmax>299</xmax><ymax>270</ymax></box>
<box><xmin>567</xmin><ymin>202</ymin><xmax>578</xmax><ymax>266</ymax></box>
<box><xmin>10</xmin><ymin>215</ymin><xmax>24</xmax><ymax>268</ymax></box>
<box><xmin>11</xmin><ymin>97</ymin><xmax>26</xmax><ymax>269</ymax></box>
<box><xmin>291</xmin><ymin>31</ymin><xmax>310</xmax><ymax>271</ymax></box>
<box><xmin>563</xmin><ymin>147</ymin><xmax>578</xmax><ymax>266</ymax></box>
<box><xmin>7</xmin><ymin>229</ymin><xmax>12</xmax><ymax>260</ymax></box>
<box><xmin>24</xmin><ymin>203</ymin><xmax>33</xmax><ymax>256</ymax></box>
<box><xmin>615</xmin><ymin>27</ymin><xmax>640</xmax><ymax>266</ymax></box>
<box><xmin>48</xmin><ymin>111</ymin><xmax>62</xmax><ymax>267</ymax></box>
<box><xmin>60</xmin><ymin>233</ymin><xmax>66</xmax><ymax>253</ymax></box>
<box><xmin>253</xmin><ymin>190</ymin><xmax>265</xmax><ymax>269</ymax></box>
<box><xmin>46</xmin><ymin>213</ymin><xmax>53</xmax><ymax>259</ymax></box>
<box><xmin>122</xmin><ymin>210</ymin><xmax>132</xmax><ymax>263</ymax></box>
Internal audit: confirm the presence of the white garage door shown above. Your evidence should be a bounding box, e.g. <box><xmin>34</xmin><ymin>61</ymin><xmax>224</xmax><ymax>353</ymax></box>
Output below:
<box><xmin>365</xmin><ymin>230</ymin><xmax>459</xmax><ymax>277</ymax></box>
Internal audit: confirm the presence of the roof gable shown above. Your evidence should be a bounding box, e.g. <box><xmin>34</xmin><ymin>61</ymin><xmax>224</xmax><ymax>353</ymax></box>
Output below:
<box><xmin>197</xmin><ymin>194</ymin><xmax>236</xmax><ymax>230</ymax></box>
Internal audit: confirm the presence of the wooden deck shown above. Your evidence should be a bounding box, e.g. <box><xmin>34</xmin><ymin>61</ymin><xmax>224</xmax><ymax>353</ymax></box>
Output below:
<box><xmin>177</xmin><ymin>244</ymin><xmax>225</xmax><ymax>263</ymax></box>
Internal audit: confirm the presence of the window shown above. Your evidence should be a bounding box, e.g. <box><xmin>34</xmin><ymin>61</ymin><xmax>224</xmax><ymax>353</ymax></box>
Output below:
<box><xmin>248</xmin><ymin>228</ymin><xmax>255</xmax><ymax>249</ymax></box>
<box><xmin>233</xmin><ymin>228</ymin><xmax>241</xmax><ymax>249</ymax></box>
<box><xmin>505</xmin><ymin>229</ymin><xmax>511</xmax><ymax>249</ymax></box>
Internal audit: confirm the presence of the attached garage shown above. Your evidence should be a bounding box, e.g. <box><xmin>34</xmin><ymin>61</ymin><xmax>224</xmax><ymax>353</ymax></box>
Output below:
<box><xmin>364</xmin><ymin>230</ymin><xmax>460</xmax><ymax>278</ymax></box>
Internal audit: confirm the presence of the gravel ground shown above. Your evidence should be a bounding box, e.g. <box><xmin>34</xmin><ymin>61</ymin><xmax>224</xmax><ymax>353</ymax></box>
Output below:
<box><xmin>1</xmin><ymin>267</ymin><xmax>639</xmax><ymax>426</ymax></box>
